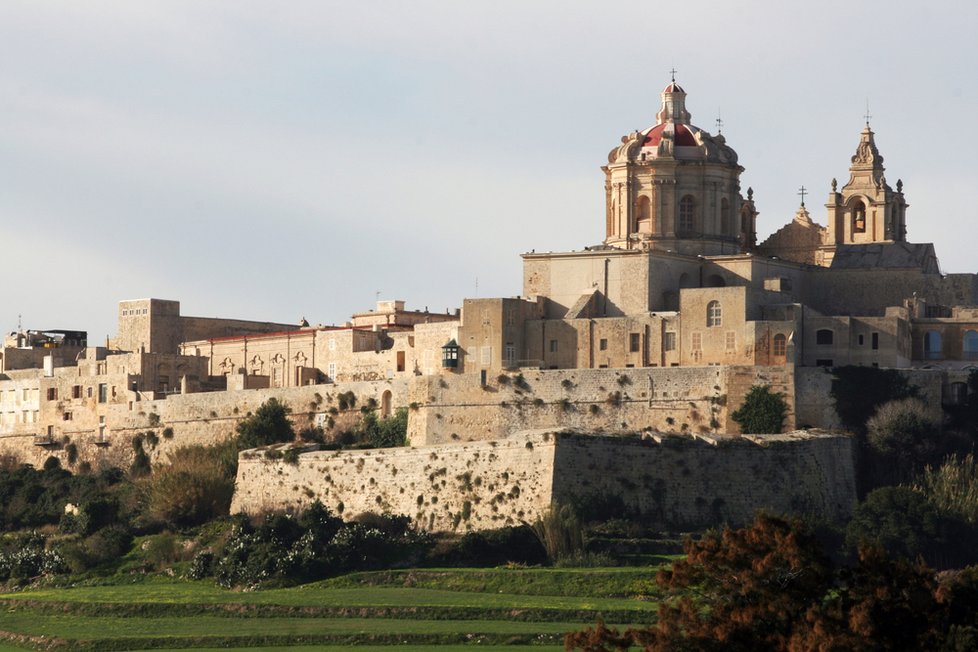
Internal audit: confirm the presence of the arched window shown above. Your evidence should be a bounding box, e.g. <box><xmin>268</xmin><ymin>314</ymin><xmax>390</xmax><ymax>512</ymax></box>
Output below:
<box><xmin>720</xmin><ymin>198</ymin><xmax>730</xmax><ymax>235</ymax></box>
<box><xmin>636</xmin><ymin>195</ymin><xmax>652</xmax><ymax>233</ymax></box>
<box><xmin>707</xmin><ymin>301</ymin><xmax>722</xmax><ymax>327</ymax></box>
<box><xmin>852</xmin><ymin>200</ymin><xmax>866</xmax><ymax>234</ymax></box>
<box><xmin>679</xmin><ymin>195</ymin><xmax>695</xmax><ymax>236</ymax></box>
<box><xmin>773</xmin><ymin>333</ymin><xmax>787</xmax><ymax>357</ymax></box>
<box><xmin>924</xmin><ymin>330</ymin><xmax>943</xmax><ymax>360</ymax></box>
<box><xmin>816</xmin><ymin>329</ymin><xmax>834</xmax><ymax>345</ymax></box>
<box><xmin>964</xmin><ymin>331</ymin><xmax>978</xmax><ymax>360</ymax></box>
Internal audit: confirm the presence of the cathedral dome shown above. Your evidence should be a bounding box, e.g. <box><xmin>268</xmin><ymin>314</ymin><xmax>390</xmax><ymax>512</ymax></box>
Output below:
<box><xmin>662</xmin><ymin>82</ymin><xmax>685</xmax><ymax>93</ymax></box>
<box><xmin>643</xmin><ymin>122</ymin><xmax>700</xmax><ymax>147</ymax></box>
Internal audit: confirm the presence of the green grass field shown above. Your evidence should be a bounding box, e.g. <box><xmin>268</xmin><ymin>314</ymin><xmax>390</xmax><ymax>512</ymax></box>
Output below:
<box><xmin>0</xmin><ymin>566</ymin><xmax>661</xmax><ymax>650</ymax></box>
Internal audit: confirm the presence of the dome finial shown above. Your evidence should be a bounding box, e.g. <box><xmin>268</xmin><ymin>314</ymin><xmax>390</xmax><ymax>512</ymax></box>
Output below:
<box><xmin>864</xmin><ymin>99</ymin><xmax>872</xmax><ymax>128</ymax></box>
<box><xmin>798</xmin><ymin>185</ymin><xmax>807</xmax><ymax>208</ymax></box>
<box><xmin>670</xmin><ymin>66</ymin><xmax>677</xmax><ymax>83</ymax></box>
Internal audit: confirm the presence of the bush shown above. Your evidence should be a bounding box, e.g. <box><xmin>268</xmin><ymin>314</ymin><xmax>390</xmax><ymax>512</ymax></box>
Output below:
<box><xmin>731</xmin><ymin>385</ymin><xmax>787</xmax><ymax>434</ymax></box>
<box><xmin>866</xmin><ymin>398</ymin><xmax>941</xmax><ymax>483</ymax></box>
<box><xmin>236</xmin><ymin>398</ymin><xmax>294</xmax><ymax>450</ymax></box>
<box><xmin>531</xmin><ymin>504</ymin><xmax>584</xmax><ymax>563</ymax></box>
<box><xmin>427</xmin><ymin>526</ymin><xmax>547</xmax><ymax>567</ymax></box>
<box><xmin>204</xmin><ymin>502</ymin><xmax>429</xmax><ymax>589</ymax></box>
<box><xmin>916</xmin><ymin>454</ymin><xmax>978</xmax><ymax>525</ymax></box>
<box><xmin>830</xmin><ymin>366</ymin><xmax>917</xmax><ymax>434</ymax></box>
<box><xmin>142</xmin><ymin>443</ymin><xmax>237</xmax><ymax>528</ymax></box>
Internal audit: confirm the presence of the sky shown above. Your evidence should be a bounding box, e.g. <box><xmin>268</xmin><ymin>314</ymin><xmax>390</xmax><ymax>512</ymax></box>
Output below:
<box><xmin>2</xmin><ymin>1</ymin><xmax>977</xmax><ymax>342</ymax></box>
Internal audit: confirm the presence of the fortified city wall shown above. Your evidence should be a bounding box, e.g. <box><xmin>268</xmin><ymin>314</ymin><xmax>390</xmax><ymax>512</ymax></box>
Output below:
<box><xmin>407</xmin><ymin>365</ymin><xmax>796</xmax><ymax>445</ymax></box>
<box><xmin>231</xmin><ymin>430</ymin><xmax>857</xmax><ymax>532</ymax></box>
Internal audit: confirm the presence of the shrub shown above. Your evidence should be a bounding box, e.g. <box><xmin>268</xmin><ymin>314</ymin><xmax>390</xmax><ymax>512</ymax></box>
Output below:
<box><xmin>142</xmin><ymin>443</ymin><xmax>236</xmax><ymax>528</ymax></box>
<box><xmin>830</xmin><ymin>366</ymin><xmax>917</xmax><ymax>434</ymax></box>
<box><xmin>730</xmin><ymin>384</ymin><xmax>787</xmax><ymax>434</ymax></box>
<box><xmin>43</xmin><ymin>456</ymin><xmax>61</xmax><ymax>471</ymax></box>
<box><xmin>206</xmin><ymin>502</ymin><xmax>428</xmax><ymax>589</ymax></box>
<box><xmin>161</xmin><ymin>427</ymin><xmax>174</xmax><ymax>439</ymax></box>
<box><xmin>866</xmin><ymin>398</ymin><xmax>941</xmax><ymax>484</ymax></box>
<box><xmin>531</xmin><ymin>503</ymin><xmax>584</xmax><ymax>563</ymax></box>
<box><xmin>916</xmin><ymin>454</ymin><xmax>978</xmax><ymax>525</ymax></box>
<box><xmin>235</xmin><ymin>398</ymin><xmax>294</xmax><ymax>450</ymax></box>
<box><xmin>65</xmin><ymin>443</ymin><xmax>78</xmax><ymax>466</ymax></box>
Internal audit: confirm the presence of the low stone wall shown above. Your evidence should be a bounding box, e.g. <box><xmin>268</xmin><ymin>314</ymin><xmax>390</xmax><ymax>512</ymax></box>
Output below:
<box><xmin>231</xmin><ymin>429</ymin><xmax>857</xmax><ymax>532</ymax></box>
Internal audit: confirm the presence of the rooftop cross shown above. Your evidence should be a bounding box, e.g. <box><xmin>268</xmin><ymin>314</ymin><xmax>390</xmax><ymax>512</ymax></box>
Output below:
<box><xmin>715</xmin><ymin>110</ymin><xmax>723</xmax><ymax>134</ymax></box>
<box><xmin>798</xmin><ymin>185</ymin><xmax>807</xmax><ymax>207</ymax></box>
<box><xmin>669</xmin><ymin>67</ymin><xmax>677</xmax><ymax>82</ymax></box>
<box><xmin>864</xmin><ymin>100</ymin><xmax>872</xmax><ymax>127</ymax></box>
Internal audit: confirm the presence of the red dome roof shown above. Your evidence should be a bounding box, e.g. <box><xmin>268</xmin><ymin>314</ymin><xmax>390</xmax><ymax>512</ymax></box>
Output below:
<box><xmin>662</xmin><ymin>82</ymin><xmax>685</xmax><ymax>93</ymax></box>
<box><xmin>643</xmin><ymin>123</ymin><xmax>698</xmax><ymax>147</ymax></box>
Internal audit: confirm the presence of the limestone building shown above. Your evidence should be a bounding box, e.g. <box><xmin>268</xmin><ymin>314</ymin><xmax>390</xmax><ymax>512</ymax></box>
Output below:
<box><xmin>4</xmin><ymin>77</ymin><xmax>978</xmax><ymax>471</ymax></box>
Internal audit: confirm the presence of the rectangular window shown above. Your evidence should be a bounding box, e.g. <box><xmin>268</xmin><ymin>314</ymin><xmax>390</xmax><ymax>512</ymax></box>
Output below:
<box><xmin>691</xmin><ymin>332</ymin><xmax>702</xmax><ymax>351</ymax></box>
<box><xmin>599</xmin><ymin>338</ymin><xmax>608</xmax><ymax>351</ymax></box>
<box><xmin>504</xmin><ymin>344</ymin><xmax>516</xmax><ymax>364</ymax></box>
<box><xmin>327</xmin><ymin>363</ymin><xmax>337</xmax><ymax>380</ymax></box>
<box><xmin>98</xmin><ymin>383</ymin><xmax>107</xmax><ymax>403</ymax></box>
<box><xmin>72</xmin><ymin>385</ymin><xmax>82</xmax><ymax>399</ymax></box>
<box><xmin>664</xmin><ymin>332</ymin><xmax>676</xmax><ymax>352</ymax></box>
<box><xmin>328</xmin><ymin>339</ymin><xmax>336</xmax><ymax>351</ymax></box>
<box><xmin>549</xmin><ymin>339</ymin><xmax>558</xmax><ymax>353</ymax></box>
<box><xmin>816</xmin><ymin>359</ymin><xmax>834</xmax><ymax>367</ymax></box>
<box><xmin>629</xmin><ymin>333</ymin><xmax>641</xmax><ymax>352</ymax></box>
<box><xmin>480</xmin><ymin>346</ymin><xmax>491</xmax><ymax>366</ymax></box>
<box><xmin>725</xmin><ymin>331</ymin><xmax>736</xmax><ymax>352</ymax></box>
<box><xmin>858</xmin><ymin>334</ymin><xmax>864</xmax><ymax>346</ymax></box>
<box><xmin>871</xmin><ymin>332</ymin><xmax>879</xmax><ymax>350</ymax></box>
<box><xmin>87</xmin><ymin>387</ymin><xmax>93</xmax><ymax>398</ymax></box>
<box><xmin>63</xmin><ymin>412</ymin><xmax>72</xmax><ymax>421</ymax></box>
<box><xmin>46</xmin><ymin>388</ymin><xmax>57</xmax><ymax>401</ymax></box>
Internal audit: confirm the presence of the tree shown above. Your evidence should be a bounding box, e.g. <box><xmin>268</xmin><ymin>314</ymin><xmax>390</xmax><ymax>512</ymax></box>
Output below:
<box><xmin>235</xmin><ymin>398</ymin><xmax>294</xmax><ymax>450</ymax></box>
<box><xmin>866</xmin><ymin>397</ymin><xmax>941</xmax><ymax>483</ymax></box>
<box><xmin>829</xmin><ymin>366</ymin><xmax>917</xmax><ymax>434</ymax></box>
<box><xmin>730</xmin><ymin>385</ymin><xmax>787</xmax><ymax>434</ymax></box>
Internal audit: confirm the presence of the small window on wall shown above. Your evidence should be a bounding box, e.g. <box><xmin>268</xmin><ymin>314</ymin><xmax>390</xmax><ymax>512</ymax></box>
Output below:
<box><xmin>691</xmin><ymin>332</ymin><xmax>702</xmax><ymax>351</ymax></box>
<box><xmin>924</xmin><ymin>331</ymin><xmax>943</xmax><ymax>360</ymax></box>
<box><xmin>599</xmin><ymin>339</ymin><xmax>608</xmax><ymax>351</ymax></box>
<box><xmin>664</xmin><ymin>332</ymin><xmax>676</xmax><ymax>351</ymax></box>
<box><xmin>72</xmin><ymin>385</ymin><xmax>82</xmax><ymax>399</ymax></box>
<box><xmin>725</xmin><ymin>331</ymin><xmax>736</xmax><ymax>352</ymax></box>
<box><xmin>816</xmin><ymin>359</ymin><xmax>834</xmax><ymax>367</ymax></box>
<box><xmin>773</xmin><ymin>333</ymin><xmax>787</xmax><ymax>357</ymax></box>
<box><xmin>816</xmin><ymin>329</ymin><xmax>834</xmax><ymax>345</ymax></box>
<box><xmin>872</xmin><ymin>332</ymin><xmax>879</xmax><ymax>350</ymax></box>
<box><xmin>46</xmin><ymin>388</ymin><xmax>57</xmax><ymax>401</ymax></box>
<box><xmin>629</xmin><ymin>333</ymin><xmax>640</xmax><ymax>352</ymax></box>
<box><xmin>549</xmin><ymin>340</ymin><xmax>558</xmax><ymax>353</ymax></box>
<box><xmin>964</xmin><ymin>330</ymin><xmax>978</xmax><ymax>360</ymax></box>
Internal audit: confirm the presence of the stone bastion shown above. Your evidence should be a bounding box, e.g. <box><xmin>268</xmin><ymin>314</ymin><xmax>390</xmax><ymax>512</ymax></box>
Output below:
<box><xmin>230</xmin><ymin>429</ymin><xmax>856</xmax><ymax>532</ymax></box>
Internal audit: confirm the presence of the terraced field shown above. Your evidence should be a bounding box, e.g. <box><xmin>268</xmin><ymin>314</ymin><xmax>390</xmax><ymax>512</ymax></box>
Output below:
<box><xmin>0</xmin><ymin>566</ymin><xmax>664</xmax><ymax>650</ymax></box>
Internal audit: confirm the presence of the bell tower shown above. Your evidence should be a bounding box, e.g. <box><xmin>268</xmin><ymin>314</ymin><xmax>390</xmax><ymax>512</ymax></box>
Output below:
<box><xmin>826</xmin><ymin>121</ymin><xmax>908</xmax><ymax>245</ymax></box>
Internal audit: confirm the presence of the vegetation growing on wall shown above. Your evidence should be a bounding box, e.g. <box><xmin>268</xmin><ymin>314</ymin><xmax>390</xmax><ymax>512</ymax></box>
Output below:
<box><xmin>730</xmin><ymin>385</ymin><xmax>787</xmax><ymax>434</ymax></box>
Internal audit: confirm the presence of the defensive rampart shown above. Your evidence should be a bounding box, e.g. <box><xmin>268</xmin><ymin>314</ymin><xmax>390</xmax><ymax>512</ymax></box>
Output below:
<box><xmin>231</xmin><ymin>429</ymin><xmax>857</xmax><ymax>532</ymax></box>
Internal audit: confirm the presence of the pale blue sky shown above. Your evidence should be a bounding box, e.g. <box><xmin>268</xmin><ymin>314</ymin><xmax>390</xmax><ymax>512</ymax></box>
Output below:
<box><xmin>3</xmin><ymin>1</ymin><xmax>976</xmax><ymax>341</ymax></box>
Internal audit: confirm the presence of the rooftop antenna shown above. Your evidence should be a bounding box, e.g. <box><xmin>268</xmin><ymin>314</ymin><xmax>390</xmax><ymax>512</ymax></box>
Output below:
<box><xmin>715</xmin><ymin>109</ymin><xmax>723</xmax><ymax>134</ymax></box>
<box><xmin>798</xmin><ymin>185</ymin><xmax>808</xmax><ymax>208</ymax></box>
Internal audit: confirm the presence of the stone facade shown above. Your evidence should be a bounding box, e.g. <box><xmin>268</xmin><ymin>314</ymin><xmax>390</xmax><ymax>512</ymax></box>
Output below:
<box><xmin>231</xmin><ymin>430</ymin><xmax>857</xmax><ymax>532</ymax></box>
